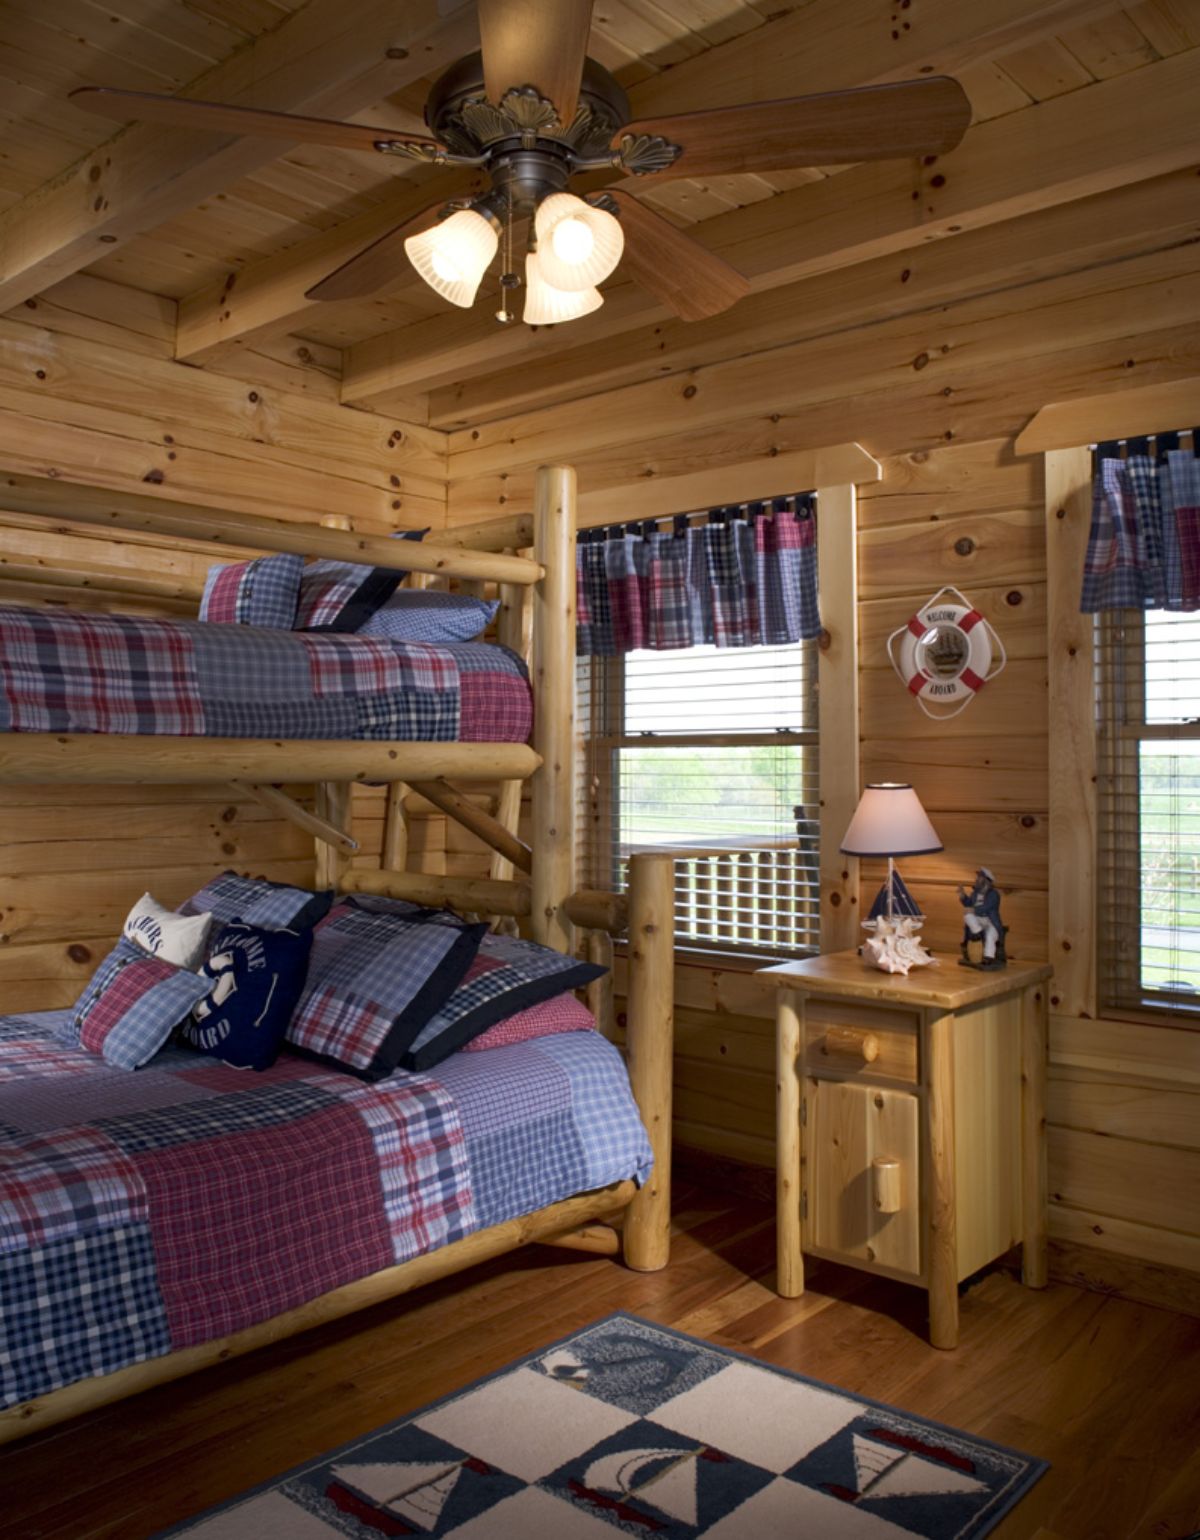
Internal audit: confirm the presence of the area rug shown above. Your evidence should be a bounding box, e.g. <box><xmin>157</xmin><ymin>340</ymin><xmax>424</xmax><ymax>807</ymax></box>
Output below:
<box><xmin>158</xmin><ymin>1313</ymin><xmax>1047</xmax><ymax>1538</ymax></box>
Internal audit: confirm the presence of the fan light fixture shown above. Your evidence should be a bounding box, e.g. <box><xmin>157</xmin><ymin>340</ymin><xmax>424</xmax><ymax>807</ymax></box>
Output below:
<box><xmin>404</xmin><ymin>208</ymin><xmax>498</xmax><ymax>308</ymax></box>
<box><xmin>523</xmin><ymin>251</ymin><xmax>603</xmax><ymax>324</ymax></box>
<box><xmin>534</xmin><ymin>192</ymin><xmax>624</xmax><ymax>292</ymax></box>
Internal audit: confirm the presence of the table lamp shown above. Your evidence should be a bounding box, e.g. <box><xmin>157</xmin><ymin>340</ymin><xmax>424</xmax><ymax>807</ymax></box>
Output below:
<box><xmin>840</xmin><ymin>784</ymin><xmax>943</xmax><ymax>971</ymax></box>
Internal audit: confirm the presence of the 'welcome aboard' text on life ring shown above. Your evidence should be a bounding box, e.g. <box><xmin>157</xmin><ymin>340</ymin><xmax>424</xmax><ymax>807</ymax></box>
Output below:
<box><xmin>885</xmin><ymin>586</ymin><xmax>1006</xmax><ymax>721</ymax></box>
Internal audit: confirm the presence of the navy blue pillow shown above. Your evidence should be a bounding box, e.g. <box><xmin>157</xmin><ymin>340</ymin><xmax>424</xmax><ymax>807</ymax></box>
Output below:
<box><xmin>180</xmin><ymin>921</ymin><xmax>313</xmax><ymax>1071</ymax></box>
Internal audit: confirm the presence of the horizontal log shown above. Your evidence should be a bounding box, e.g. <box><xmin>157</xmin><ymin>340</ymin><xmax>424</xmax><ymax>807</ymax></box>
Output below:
<box><xmin>407</xmin><ymin>778</ymin><xmax>532</xmax><ymax>874</ymax></box>
<box><xmin>340</xmin><ymin>867</ymin><xmax>532</xmax><ymax>918</ymax></box>
<box><xmin>1015</xmin><ymin>373</ymin><xmax>1200</xmax><ymax>452</ymax></box>
<box><xmin>0</xmin><ymin>474</ymin><xmax>542</xmax><ymax>587</ymax></box>
<box><xmin>564</xmin><ymin>888</ymin><xmax>630</xmax><ymax>935</ymax></box>
<box><xmin>0</xmin><ymin>737</ymin><xmax>541</xmax><ymax>786</ymax></box>
<box><xmin>0</xmin><ymin>557</ymin><xmax>205</xmax><ymax>602</ymax></box>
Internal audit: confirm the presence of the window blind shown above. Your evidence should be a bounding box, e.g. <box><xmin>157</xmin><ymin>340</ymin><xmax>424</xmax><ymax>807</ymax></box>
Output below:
<box><xmin>579</xmin><ymin>638</ymin><xmax>820</xmax><ymax>959</ymax></box>
<box><xmin>1096</xmin><ymin>607</ymin><xmax>1200</xmax><ymax>1015</ymax></box>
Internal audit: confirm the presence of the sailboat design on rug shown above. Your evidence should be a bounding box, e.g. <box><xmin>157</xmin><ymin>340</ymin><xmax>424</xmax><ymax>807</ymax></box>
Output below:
<box><xmin>330</xmin><ymin>1459</ymin><xmax>466</xmax><ymax>1530</ymax></box>
<box><xmin>583</xmin><ymin>1444</ymin><xmax>706</xmax><ymax>1525</ymax></box>
<box><xmin>845</xmin><ymin>1433</ymin><xmax>989</xmax><ymax>1504</ymax></box>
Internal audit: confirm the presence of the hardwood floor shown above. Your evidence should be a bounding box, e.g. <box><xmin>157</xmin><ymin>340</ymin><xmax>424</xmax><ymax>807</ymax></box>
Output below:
<box><xmin>3</xmin><ymin>1186</ymin><xmax>1198</xmax><ymax>1540</ymax></box>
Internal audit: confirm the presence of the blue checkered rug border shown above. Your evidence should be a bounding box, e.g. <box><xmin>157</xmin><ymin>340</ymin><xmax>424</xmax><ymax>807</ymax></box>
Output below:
<box><xmin>157</xmin><ymin>1312</ymin><xmax>1048</xmax><ymax>1538</ymax></box>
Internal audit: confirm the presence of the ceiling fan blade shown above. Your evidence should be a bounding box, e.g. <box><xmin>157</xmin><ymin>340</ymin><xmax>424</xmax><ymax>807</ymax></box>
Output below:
<box><xmin>69</xmin><ymin>87</ymin><xmax>443</xmax><ymax>156</ymax></box>
<box><xmin>479</xmin><ymin>0</ymin><xmax>594</xmax><ymax>127</ymax></box>
<box><xmin>614</xmin><ymin>77</ymin><xmax>972</xmax><ymax>179</ymax></box>
<box><xmin>306</xmin><ymin>202</ymin><xmax>450</xmax><ymax>302</ymax></box>
<box><xmin>608</xmin><ymin>190</ymin><xmax>748</xmax><ymax>322</ymax></box>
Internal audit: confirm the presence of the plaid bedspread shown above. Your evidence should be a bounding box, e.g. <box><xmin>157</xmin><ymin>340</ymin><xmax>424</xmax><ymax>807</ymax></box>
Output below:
<box><xmin>0</xmin><ymin>1014</ymin><xmax>651</xmax><ymax>1411</ymax></box>
<box><xmin>0</xmin><ymin>607</ymin><xmax>531</xmax><ymax>742</ymax></box>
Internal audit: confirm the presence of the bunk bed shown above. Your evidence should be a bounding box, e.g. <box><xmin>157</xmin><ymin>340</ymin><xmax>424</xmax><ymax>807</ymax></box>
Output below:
<box><xmin>0</xmin><ymin>464</ymin><xmax>676</xmax><ymax>1445</ymax></box>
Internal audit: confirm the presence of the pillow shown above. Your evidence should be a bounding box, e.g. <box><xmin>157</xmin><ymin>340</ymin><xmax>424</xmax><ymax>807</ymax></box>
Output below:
<box><xmin>123</xmin><ymin>892</ymin><xmax>212</xmax><ymax>969</ymax></box>
<box><xmin>358</xmin><ymin>590</ymin><xmax>499</xmax><ymax>645</ymax></box>
<box><xmin>401</xmin><ymin>933</ymin><xmax>606</xmax><ymax>1071</ymax></box>
<box><xmin>294</xmin><ymin>530</ymin><xmax>427</xmax><ymax>633</ymax></box>
<box><xmin>71</xmin><ymin>939</ymin><xmax>213</xmax><ymax>1071</ymax></box>
<box><xmin>178</xmin><ymin>872</ymin><xmax>333</xmax><ymax>932</ymax></box>
<box><xmin>180</xmin><ymin>921</ymin><xmax>313</xmax><ymax>1072</ymax></box>
<box><xmin>199</xmin><ymin>553</ymin><xmax>304</xmax><ymax>628</ymax></box>
<box><xmin>286</xmin><ymin>898</ymin><xmax>486</xmax><ymax>1080</ymax></box>
<box><xmin>460</xmin><ymin>989</ymin><xmax>597</xmax><ymax>1053</ymax></box>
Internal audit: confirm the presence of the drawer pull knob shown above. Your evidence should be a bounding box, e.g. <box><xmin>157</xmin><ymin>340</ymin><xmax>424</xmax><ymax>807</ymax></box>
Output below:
<box><xmin>823</xmin><ymin>1027</ymin><xmax>879</xmax><ymax>1062</ymax></box>
<box><xmin>873</xmin><ymin>1156</ymin><xmax>902</xmax><ymax>1214</ymax></box>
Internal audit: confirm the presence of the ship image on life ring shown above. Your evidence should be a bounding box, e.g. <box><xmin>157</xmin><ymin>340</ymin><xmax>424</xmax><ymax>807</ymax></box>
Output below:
<box><xmin>886</xmin><ymin>585</ymin><xmax>1007</xmax><ymax>720</ymax></box>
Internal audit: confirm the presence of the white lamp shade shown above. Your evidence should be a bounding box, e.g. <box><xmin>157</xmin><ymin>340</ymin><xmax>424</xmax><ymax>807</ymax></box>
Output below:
<box><xmin>404</xmin><ymin>209</ymin><xmax>498</xmax><ymax>308</ymax></box>
<box><xmin>522</xmin><ymin>251</ymin><xmax>604</xmax><ymax>325</ymax></box>
<box><xmin>840</xmin><ymin>782</ymin><xmax>943</xmax><ymax>857</ymax></box>
<box><xmin>534</xmin><ymin>192</ymin><xmax>624</xmax><ymax>292</ymax></box>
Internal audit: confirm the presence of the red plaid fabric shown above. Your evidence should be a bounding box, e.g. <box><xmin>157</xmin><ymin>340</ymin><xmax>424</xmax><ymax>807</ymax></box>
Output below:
<box><xmin>459</xmin><ymin>667</ymin><xmax>534</xmax><ymax>741</ymax></box>
<box><xmin>461</xmin><ymin>991</ymin><xmax>596</xmax><ymax>1053</ymax></box>
<box><xmin>136</xmin><ymin>1101</ymin><xmax>392</xmax><ymax>1347</ymax></box>
<box><xmin>201</xmin><ymin>565</ymin><xmax>241</xmax><ymax>623</ymax></box>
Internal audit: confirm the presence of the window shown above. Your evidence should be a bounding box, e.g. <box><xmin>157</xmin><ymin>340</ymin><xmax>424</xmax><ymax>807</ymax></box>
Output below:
<box><xmin>1096</xmin><ymin>609</ymin><xmax>1200</xmax><ymax>1015</ymax></box>
<box><xmin>579</xmin><ymin>639</ymin><xmax>820</xmax><ymax>959</ymax></box>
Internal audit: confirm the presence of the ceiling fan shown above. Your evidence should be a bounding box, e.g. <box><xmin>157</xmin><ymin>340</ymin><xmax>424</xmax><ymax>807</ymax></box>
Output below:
<box><xmin>71</xmin><ymin>0</ymin><xmax>971</xmax><ymax>327</ymax></box>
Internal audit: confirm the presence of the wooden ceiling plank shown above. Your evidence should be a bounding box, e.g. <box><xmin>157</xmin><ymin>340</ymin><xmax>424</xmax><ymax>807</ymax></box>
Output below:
<box><xmin>171</xmin><ymin>0</ymin><xmax>1125</xmax><ymax>366</ymax></box>
<box><xmin>344</xmin><ymin>44</ymin><xmax>1200</xmax><ymax>407</ymax></box>
<box><xmin>0</xmin><ymin>0</ymin><xmax>478</xmax><ymax>311</ymax></box>
<box><xmin>429</xmin><ymin>167</ymin><xmax>1200</xmax><ymax>426</ymax></box>
<box><xmin>443</xmin><ymin>244</ymin><xmax>1200</xmax><ymax>480</ymax></box>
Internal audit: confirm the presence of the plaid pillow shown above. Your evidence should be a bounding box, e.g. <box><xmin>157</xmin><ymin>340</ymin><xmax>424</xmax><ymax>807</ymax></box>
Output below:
<box><xmin>358</xmin><ymin>590</ymin><xmax>499</xmax><ymax>644</ymax></box>
<box><xmin>181</xmin><ymin>921</ymin><xmax>313</xmax><ymax>1072</ymax></box>
<box><xmin>199</xmin><ymin>553</ymin><xmax>304</xmax><ymax>628</ymax></box>
<box><xmin>294</xmin><ymin>530</ymin><xmax>428</xmax><ymax>633</ymax></box>
<box><xmin>401</xmin><ymin>933</ymin><xmax>606</xmax><ymax>1071</ymax></box>
<box><xmin>178</xmin><ymin>872</ymin><xmax>333</xmax><ymax>932</ymax></box>
<box><xmin>70</xmin><ymin>939</ymin><xmax>213</xmax><ymax>1071</ymax></box>
<box><xmin>286</xmin><ymin>898</ymin><xmax>486</xmax><ymax>1080</ymax></box>
<box><xmin>460</xmin><ymin>989</ymin><xmax>597</xmax><ymax>1053</ymax></box>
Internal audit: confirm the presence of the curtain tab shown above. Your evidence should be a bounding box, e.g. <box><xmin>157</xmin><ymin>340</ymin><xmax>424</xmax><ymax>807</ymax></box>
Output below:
<box><xmin>1156</xmin><ymin>431</ymin><xmax>1180</xmax><ymax>464</ymax></box>
<box><xmin>1096</xmin><ymin>440</ymin><xmax>1122</xmax><ymax>461</ymax></box>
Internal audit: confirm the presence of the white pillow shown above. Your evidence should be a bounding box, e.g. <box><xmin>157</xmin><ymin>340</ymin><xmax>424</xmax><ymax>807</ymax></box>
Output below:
<box><xmin>123</xmin><ymin>893</ymin><xmax>212</xmax><ymax>970</ymax></box>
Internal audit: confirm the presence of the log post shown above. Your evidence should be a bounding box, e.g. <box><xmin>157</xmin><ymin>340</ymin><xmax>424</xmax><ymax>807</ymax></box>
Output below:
<box><xmin>313</xmin><ymin>781</ymin><xmax>352</xmax><ymax>889</ymax></box>
<box><xmin>623</xmin><ymin>852</ymin><xmax>675</xmax><ymax>1273</ymax></box>
<box><xmin>530</xmin><ymin>464</ymin><xmax>576</xmax><ymax>952</ymax></box>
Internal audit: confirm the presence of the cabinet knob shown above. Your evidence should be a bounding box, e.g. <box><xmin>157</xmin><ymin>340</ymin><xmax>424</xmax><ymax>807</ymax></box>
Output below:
<box><xmin>822</xmin><ymin>1026</ymin><xmax>880</xmax><ymax>1062</ymax></box>
<box><xmin>873</xmin><ymin>1155</ymin><xmax>902</xmax><ymax>1214</ymax></box>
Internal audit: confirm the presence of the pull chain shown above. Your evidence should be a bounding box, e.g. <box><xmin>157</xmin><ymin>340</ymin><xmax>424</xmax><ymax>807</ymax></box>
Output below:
<box><xmin>496</xmin><ymin>199</ymin><xmax>519</xmax><ymax>324</ymax></box>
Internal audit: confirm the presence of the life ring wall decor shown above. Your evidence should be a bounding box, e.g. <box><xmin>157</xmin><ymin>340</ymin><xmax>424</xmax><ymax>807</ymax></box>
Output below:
<box><xmin>886</xmin><ymin>585</ymin><xmax>1007</xmax><ymax>720</ymax></box>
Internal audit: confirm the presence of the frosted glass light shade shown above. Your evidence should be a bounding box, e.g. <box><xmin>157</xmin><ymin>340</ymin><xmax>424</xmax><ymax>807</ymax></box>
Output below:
<box><xmin>840</xmin><ymin>783</ymin><xmax>943</xmax><ymax>857</ymax></box>
<box><xmin>534</xmin><ymin>192</ymin><xmax>624</xmax><ymax>292</ymax></box>
<box><xmin>523</xmin><ymin>251</ymin><xmax>603</xmax><ymax>325</ymax></box>
<box><xmin>405</xmin><ymin>209</ymin><xmax>498</xmax><ymax>308</ymax></box>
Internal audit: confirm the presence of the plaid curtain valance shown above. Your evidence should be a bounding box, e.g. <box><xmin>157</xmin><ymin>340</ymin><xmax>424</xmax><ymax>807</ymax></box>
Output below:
<box><xmin>1081</xmin><ymin>438</ymin><xmax>1200</xmax><ymax>612</ymax></box>
<box><xmin>576</xmin><ymin>497</ymin><xmax>820</xmax><ymax>656</ymax></box>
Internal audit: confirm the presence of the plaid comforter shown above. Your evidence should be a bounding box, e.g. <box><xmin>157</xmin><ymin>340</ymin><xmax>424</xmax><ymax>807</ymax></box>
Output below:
<box><xmin>0</xmin><ymin>607</ymin><xmax>531</xmax><ymax>741</ymax></box>
<box><xmin>0</xmin><ymin>1014</ymin><xmax>652</xmax><ymax>1410</ymax></box>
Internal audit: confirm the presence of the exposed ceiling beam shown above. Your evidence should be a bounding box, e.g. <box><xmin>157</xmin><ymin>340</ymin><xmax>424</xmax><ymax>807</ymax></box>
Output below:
<box><xmin>431</xmin><ymin>168</ymin><xmax>1200</xmax><ymax>426</ymax></box>
<box><xmin>0</xmin><ymin>0</ymin><xmax>478</xmax><ymax>311</ymax></box>
<box><xmin>343</xmin><ymin>44</ymin><xmax>1200</xmax><ymax>410</ymax></box>
<box><xmin>173</xmin><ymin>0</ymin><xmax>1123</xmax><ymax>368</ymax></box>
<box><xmin>443</xmin><ymin>242</ymin><xmax>1200</xmax><ymax>496</ymax></box>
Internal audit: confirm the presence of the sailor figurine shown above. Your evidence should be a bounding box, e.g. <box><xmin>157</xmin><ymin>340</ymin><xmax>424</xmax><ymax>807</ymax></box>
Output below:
<box><xmin>957</xmin><ymin>867</ymin><xmax>1007</xmax><ymax>970</ymax></box>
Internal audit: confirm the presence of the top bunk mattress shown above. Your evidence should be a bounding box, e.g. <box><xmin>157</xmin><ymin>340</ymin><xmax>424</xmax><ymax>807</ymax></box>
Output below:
<box><xmin>0</xmin><ymin>606</ymin><xmax>531</xmax><ymax>742</ymax></box>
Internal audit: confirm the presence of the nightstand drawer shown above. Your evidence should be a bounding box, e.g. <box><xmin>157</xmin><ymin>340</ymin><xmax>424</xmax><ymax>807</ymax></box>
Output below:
<box><xmin>806</xmin><ymin>1003</ymin><xmax>919</xmax><ymax>1084</ymax></box>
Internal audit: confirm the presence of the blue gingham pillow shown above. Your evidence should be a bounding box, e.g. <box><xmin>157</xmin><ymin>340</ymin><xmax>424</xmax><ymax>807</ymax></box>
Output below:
<box><xmin>178</xmin><ymin>872</ymin><xmax>333</xmax><ymax>932</ymax></box>
<box><xmin>295</xmin><ymin>530</ymin><xmax>428</xmax><ymax>633</ymax></box>
<box><xmin>70</xmin><ymin>939</ymin><xmax>213</xmax><ymax>1071</ymax></box>
<box><xmin>358</xmin><ymin>590</ymin><xmax>499</xmax><ymax>644</ymax></box>
<box><xmin>402</xmin><ymin>932</ymin><xmax>606</xmax><ymax>1071</ymax></box>
<box><xmin>286</xmin><ymin>898</ymin><xmax>486</xmax><ymax>1080</ymax></box>
<box><xmin>199</xmin><ymin>553</ymin><xmax>304</xmax><ymax>628</ymax></box>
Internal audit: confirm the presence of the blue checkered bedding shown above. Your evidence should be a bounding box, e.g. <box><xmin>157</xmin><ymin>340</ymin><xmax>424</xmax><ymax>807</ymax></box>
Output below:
<box><xmin>0</xmin><ymin>1013</ymin><xmax>652</xmax><ymax>1412</ymax></box>
<box><xmin>0</xmin><ymin>607</ymin><xmax>532</xmax><ymax>741</ymax></box>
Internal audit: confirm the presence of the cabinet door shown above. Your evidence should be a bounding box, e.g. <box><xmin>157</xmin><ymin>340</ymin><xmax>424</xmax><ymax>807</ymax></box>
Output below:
<box><xmin>803</xmin><ymin>1078</ymin><xmax>922</xmax><ymax>1278</ymax></box>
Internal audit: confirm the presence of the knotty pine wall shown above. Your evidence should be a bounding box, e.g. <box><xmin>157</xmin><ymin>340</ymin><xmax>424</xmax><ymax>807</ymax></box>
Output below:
<box><xmin>0</xmin><ymin>275</ymin><xmax>450</xmax><ymax>1013</ymax></box>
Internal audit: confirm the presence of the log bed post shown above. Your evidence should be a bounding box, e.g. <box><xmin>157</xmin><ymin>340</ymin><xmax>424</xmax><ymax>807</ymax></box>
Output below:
<box><xmin>623</xmin><ymin>851</ymin><xmax>676</xmax><ymax>1272</ymax></box>
<box><xmin>530</xmin><ymin>464</ymin><xmax>576</xmax><ymax>953</ymax></box>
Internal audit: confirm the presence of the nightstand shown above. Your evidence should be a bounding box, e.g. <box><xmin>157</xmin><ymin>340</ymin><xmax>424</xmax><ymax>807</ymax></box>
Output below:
<box><xmin>758</xmin><ymin>951</ymin><xmax>1053</xmax><ymax>1348</ymax></box>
